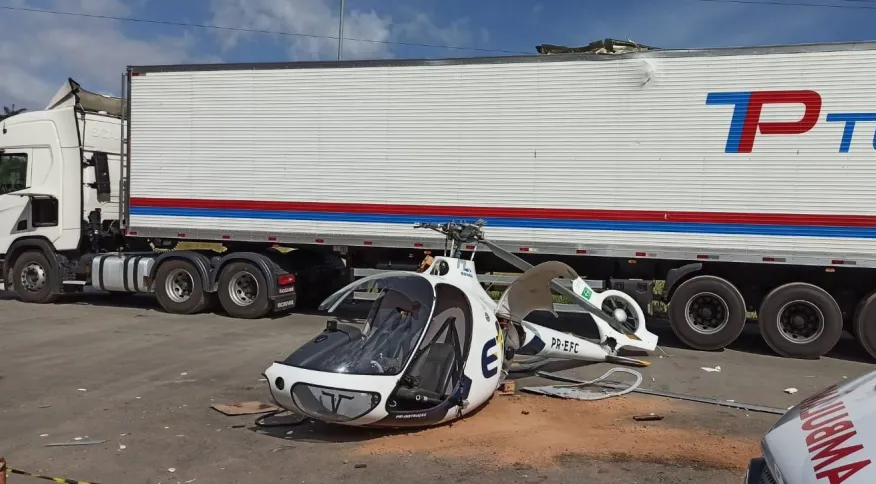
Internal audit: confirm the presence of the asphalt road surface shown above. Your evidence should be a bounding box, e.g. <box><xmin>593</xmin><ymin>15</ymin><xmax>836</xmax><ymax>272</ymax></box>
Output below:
<box><xmin>0</xmin><ymin>292</ymin><xmax>873</xmax><ymax>484</ymax></box>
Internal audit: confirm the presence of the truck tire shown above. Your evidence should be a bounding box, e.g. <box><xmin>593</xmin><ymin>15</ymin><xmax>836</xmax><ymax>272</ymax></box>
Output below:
<box><xmin>668</xmin><ymin>275</ymin><xmax>747</xmax><ymax>351</ymax></box>
<box><xmin>153</xmin><ymin>259</ymin><xmax>209</xmax><ymax>315</ymax></box>
<box><xmin>852</xmin><ymin>291</ymin><xmax>876</xmax><ymax>361</ymax></box>
<box><xmin>12</xmin><ymin>250</ymin><xmax>61</xmax><ymax>304</ymax></box>
<box><xmin>216</xmin><ymin>261</ymin><xmax>272</xmax><ymax>319</ymax></box>
<box><xmin>758</xmin><ymin>282</ymin><xmax>843</xmax><ymax>359</ymax></box>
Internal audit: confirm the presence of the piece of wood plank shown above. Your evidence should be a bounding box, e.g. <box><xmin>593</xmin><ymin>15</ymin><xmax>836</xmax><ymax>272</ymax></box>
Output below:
<box><xmin>211</xmin><ymin>401</ymin><xmax>279</xmax><ymax>416</ymax></box>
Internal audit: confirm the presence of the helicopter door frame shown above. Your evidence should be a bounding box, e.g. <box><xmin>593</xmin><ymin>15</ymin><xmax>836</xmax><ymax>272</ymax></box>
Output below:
<box><xmin>384</xmin><ymin>283</ymin><xmax>474</xmax><ymax>421</ymax></box>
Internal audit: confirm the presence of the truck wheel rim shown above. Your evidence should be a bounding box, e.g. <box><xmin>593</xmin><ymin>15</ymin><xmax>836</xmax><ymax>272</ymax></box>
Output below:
<box><xmin>19</xmin><ymin>262</ymin><xmax>46</xmax><ymax>292</ymax></box>
<box><xmin>684</xmin><ymin>292</ymin><xmax>729</xmax><ymax>335</ymax></box>
<box><xmin>165</xmin><ymin>268</ymin><xmax>194</xmax><ymax>303</ymax></box>
<box><xmin>228</xmin><ymin>271</ymin><xmax>258</xmax><ymax>307</ymax></box>
<box><xmin>777</xmin><ymin>300</ymin><xmax>824</xmax><ymax>344</ymax></box>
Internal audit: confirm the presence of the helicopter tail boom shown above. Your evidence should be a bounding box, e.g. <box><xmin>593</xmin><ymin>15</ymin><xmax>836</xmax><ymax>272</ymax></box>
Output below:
<box><xmin>516</xmin><ymin>320</ymin><xmax>649</xmax><ymax>366</ymax></box>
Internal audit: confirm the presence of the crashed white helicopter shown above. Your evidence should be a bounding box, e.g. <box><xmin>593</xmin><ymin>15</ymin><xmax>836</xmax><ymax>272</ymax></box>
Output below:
<box><xmin>264</xmin><ymin>220</ymin><xmax>658</xmax><ymax>428</ymax></box>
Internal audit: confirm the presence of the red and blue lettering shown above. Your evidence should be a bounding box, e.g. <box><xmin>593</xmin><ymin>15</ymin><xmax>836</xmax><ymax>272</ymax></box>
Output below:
<box><xmin>706</xmin><ymin>90</ymin><xmax>822</xmax><ymax>153</ymax></box>
<box><xmin>708</xmin><ymin>89</ymin><xmax>876</xmax><ymax>153</ymax></box>
<box><xmin>825</xmin><ymin>113</ymin><xmax>876</xmax><ymax>153</ymax></box>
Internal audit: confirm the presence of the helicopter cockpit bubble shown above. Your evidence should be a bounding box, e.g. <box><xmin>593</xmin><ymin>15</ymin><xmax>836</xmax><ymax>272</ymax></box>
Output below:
<box><xmin>285</xmin><ymin>274</ymin><xmax>435</xmax><ymax>377</ymax></box>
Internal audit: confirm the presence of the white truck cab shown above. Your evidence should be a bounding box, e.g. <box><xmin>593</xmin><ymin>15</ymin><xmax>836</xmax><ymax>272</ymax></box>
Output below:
<box><xmin>0</xmin><ymin>79</ymin><xmax>124</xmax><ymax>299</ymax></box>
<box><xmin>0</xmin><ymin>78</ymin><xmax>123</xmax><ymax>255</ymax></box>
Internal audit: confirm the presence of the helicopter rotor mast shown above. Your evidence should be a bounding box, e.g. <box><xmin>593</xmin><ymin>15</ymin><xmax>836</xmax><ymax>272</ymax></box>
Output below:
<box><xmin>413</xmin><ymin>220</ymin><xmax>486</xmax><ymax>259</ymax></box>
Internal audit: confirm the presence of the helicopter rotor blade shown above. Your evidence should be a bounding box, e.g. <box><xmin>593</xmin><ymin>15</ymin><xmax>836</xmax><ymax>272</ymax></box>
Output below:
<box><xmin>479</xmin><ymin>238</ymin><xmax>637</xmax><ymax>337</ymax></box>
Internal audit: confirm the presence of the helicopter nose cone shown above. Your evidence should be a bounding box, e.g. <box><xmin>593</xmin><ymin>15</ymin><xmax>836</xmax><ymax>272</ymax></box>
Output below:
<box><xmin>613</xmin><ymin>308</ymin><xmax>628</xmax><ymax>323</ymax></box>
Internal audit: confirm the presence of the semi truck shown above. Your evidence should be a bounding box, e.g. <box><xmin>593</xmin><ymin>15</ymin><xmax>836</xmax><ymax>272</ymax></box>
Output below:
<box><xmin>3</xmin><ymin>39</ymin><xmax>876</xmax><ymax>362</ymax></box>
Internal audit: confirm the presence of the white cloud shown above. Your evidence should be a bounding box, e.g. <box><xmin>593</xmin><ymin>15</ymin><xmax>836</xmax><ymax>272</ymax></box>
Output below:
<box><xmin>209</xmin><ymin>0</ymin><xmax>479</xmax><ymax>61</ymax></box>
<box><xmin>0</xmin><ymin>0</ymin><xmax>212</xmax><ymax>109</ymax></box>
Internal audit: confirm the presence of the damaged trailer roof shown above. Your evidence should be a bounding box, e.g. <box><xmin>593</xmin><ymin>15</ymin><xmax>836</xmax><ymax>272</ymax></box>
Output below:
<box><xmin>536</xmin><ymin>38</ymin><xmax>660</xmax><ymax>55</ymax></box>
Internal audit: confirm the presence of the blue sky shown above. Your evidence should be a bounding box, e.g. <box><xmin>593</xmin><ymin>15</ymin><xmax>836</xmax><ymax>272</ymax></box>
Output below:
<box><xmin>1</xmin><ymin>0</ymin><xmax>874</xmax><ymax>109</ymax></box>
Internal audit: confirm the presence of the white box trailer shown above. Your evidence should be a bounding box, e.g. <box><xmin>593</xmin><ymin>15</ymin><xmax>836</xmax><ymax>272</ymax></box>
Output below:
<box><xmin>2</xmin><ymin>40</ymin><xmax>876</xmax><ymax>361</ymax></box>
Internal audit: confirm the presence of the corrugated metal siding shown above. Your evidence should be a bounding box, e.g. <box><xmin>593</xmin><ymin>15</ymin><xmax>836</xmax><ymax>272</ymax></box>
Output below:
<box><xmin>128</xmin><ymin>49</ymin><xmax>876</xmax><ymax>257</ymax></box>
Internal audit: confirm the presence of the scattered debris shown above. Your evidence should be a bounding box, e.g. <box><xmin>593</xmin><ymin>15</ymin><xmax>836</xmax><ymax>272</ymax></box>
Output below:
<box><xmin>39</xmin><ymin>434</ymin><xmax>49</xmax><ymax>437</ymax></box>
<box><xmin>536</xmin><ymin>38</ymin><xmax>659</xmax><ymax>56</ymax></box>
<box><xmin>231</xmin><ymin>424</ymin><xmax>246</xmax><ymax>429</ymax></box>
<box><xmin>255</xmin><ymin>410</ymin><xmax>308</xmax><ymax>428</ymax></box>
<box><xmin>180</xmin><ymin>372</ymin><xmax>188</xmax><ymax>376</ymax></box>
<box><xmin>534</xmin><ymin>371</ymin><xmax>788</xmax><ymax>415</ymax></box>
<box><xmin>211</xmin><ymin>401</ymin><xmax>279</xmax><ymax>416</ymax></box>
<box><xmin>354</xmin><ymin>464</ymin><xmax>367</xmax><ymax>469</ymax></box>
<box><xmin>46</xmin><ymin>439</ymin><xmax>107</xmax><ymax>447</ymax></box>
<box><xmin>521</xmin><ymin>410</ymin><xmax>530</xmax><ymax>415</ymax></box>
<box><xmin>38</xmin><ymin>404</ymin><xmax>51</xmax><ymax>409</ymax></box>
<box><xmin>784</xmin><ymin>388</ymin><xmax>798</xmax><ymax>394</ymax></box>
<box><xmin>701</xmin><ymin>366</ymin><xmax>721</xmax><ymax>373</ymax></box>
<box><xmin>118</xmin><ymin>444</ymin><xmax>127</xmax><ymax>451</ymax></box>
<box><xmin>523</xmin><ymin>367</ymin><xmax>643</xmax><ymax>401</ymax></box>
<box><xmin>634</xmin><ymin>414</ymin><xmax>664</xmax><ymax>422</ymax></box>
<box><xmin>185</xmin><ymin>479</ymin><xmax>197</xmax><ymax>483</ymax></box>
<box><xmin>77</xmin><ymin>389</ymin><xmax>87</xmax><ymax>392</ymax></box>
<box><xmin>498</xmin><ymin>381</ymin><xmax>516</xmax><ymax>395</ymax></box>
<box><xmin>168</xmin><ymin>468</ymin><xmax>176</xmax><ymax>473</ymax></box>
<box><xmin>160</xmin><ymin>378</ymin><xmax>198</xmax><ymax>385</ymax></box>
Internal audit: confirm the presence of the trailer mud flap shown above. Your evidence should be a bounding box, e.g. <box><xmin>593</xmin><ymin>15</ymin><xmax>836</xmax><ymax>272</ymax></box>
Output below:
<box><xmin>273</xmin><ymin>290</ymin><xmax>297</xmax><ymax>312</ymax></box>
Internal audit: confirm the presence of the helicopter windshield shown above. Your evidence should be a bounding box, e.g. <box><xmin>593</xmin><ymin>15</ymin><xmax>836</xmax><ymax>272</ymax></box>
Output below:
<box><xmin>297</xmin><ymin>274</ymin><xmax>435</xmax><ymax>376</ymax></box>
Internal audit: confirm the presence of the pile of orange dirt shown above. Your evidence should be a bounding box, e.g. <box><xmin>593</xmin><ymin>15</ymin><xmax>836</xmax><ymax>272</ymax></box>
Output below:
<box><xmin>354</xmin><ymin>393</ymin><xmax>762</xmax><ymax>470</ymax></box>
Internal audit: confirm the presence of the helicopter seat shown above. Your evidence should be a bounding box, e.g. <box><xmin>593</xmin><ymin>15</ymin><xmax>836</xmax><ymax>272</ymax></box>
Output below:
<box><xmin>405</xmin><ymin>342</ymin><xmax>456</xmax><ymax>401</ymax></box>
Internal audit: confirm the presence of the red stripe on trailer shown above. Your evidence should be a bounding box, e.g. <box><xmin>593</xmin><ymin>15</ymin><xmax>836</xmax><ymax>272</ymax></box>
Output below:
<box><xmin>222</xmin><ymin>235</ymin><xmax>231</xmax><ymax>240</ymax></box>
<box><xmin>635</xmin><ymin>252</ymin><xmax>647</xmax><ymax>257</ymax></box>
<box><xmin>267</xmin><ymin>236</ymin><xmax>277</xmax><ymax>241</ymax></box>
<box><xmin>177</xmin><ymin>233</ymin><xmax>186</xmax><ymax>238</ymax></box>
<box><xmin>414</xmin><ymin>242</ymin><xmax>424</xmax><ymax>248</ymax></box>
<box><xmin>364</xmin><ymin>241</ymin><xmax>373</xmax><ymax>246</ymax></box>
<box><xmin>128</xmin><ymin>197</ymin><xmax>876</xmax><ymax>228</ymax></box>
<box><xmin>576</xmin><ymin>249</ymin><xmax>588</xmax><ymax>254</ymax></box>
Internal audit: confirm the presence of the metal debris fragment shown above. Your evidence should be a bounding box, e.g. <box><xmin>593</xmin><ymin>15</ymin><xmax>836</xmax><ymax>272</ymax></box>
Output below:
<box><xmin>535</xmin><ymin>371</ymin><xmax>787</xmax><ymax>415</ymax></box>
<box><xmin>46</xmin><ymin>439</ymin><xmax>107</xmax><ymax>447</ymax></box>
<box><xmin>522</xmin><ymin>368</ymin><xmax>643</xmax><ymax>401</ymax></box>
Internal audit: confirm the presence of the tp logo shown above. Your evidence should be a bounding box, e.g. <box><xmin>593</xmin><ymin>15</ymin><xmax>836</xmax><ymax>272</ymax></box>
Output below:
<box><xmin>706</xmin><ymin>90</ymin><xmax>822</xmax><ymax>153</ymax></box>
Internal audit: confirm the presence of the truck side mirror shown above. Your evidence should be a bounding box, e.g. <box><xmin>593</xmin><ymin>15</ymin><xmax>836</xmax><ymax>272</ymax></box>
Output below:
<box><xmin>89</xmin><ymin>152</ymin><xmax>111</xmax><ymax>202</ymax></box>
